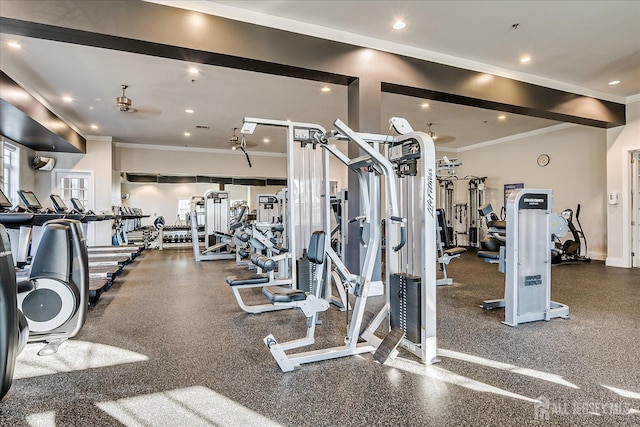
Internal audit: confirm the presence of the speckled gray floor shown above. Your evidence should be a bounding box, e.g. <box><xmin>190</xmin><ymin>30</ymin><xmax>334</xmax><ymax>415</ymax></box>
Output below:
<box><xmin>1</xmin><ymin>248</ymin><xmax>639</xmax><ymax>426</ymax></box>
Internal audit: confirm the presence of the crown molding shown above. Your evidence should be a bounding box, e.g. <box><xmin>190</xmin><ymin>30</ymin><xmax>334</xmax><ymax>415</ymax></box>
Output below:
<box><xmin>115</xmin><ymin>142</ymin><xmax>286</xmax><ymax>158</ymax></box>
<box><xmin>457</xmin><ymin>123</ymin><xmax>577</xmax><ymax>153</ymax></box>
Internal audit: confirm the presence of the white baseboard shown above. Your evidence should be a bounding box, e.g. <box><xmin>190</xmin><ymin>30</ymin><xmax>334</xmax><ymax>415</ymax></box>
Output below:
<box><xmin>589</xmin><ymin>251</ymin><xmax>607</xmax><ymax>261</ymax></box>
<box><xmin>605</xmin><ymin>256</ymin><xmax>630</xmax><ymax>268</ymax></box>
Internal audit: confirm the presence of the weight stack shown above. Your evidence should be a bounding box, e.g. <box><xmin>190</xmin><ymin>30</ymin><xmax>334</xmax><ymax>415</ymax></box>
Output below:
<box><xmin>469</xmin><ymin>227</ymin><xmax>477</xmax><ymax>246</ymax></box>
<box><xmin>296</xmin><ymin>251</ymin><xmax>314</xmax><ymax>293</ymax></box>
<box><xmin>390</xmin><ymin>273</ymin><xmax>421</xmax><ymax>344</ymax></box>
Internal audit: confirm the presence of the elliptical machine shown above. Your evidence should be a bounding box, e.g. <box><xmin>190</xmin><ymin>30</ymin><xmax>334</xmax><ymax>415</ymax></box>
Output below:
<box><xmin>552</xmin><ymin>204</ymin><xmax>591</xmax><ymax>263</ymax></box>
<box><xmin>17</xmin><ymin>219</ymin><xmax>90</xmax><ymax>356</ymax></box>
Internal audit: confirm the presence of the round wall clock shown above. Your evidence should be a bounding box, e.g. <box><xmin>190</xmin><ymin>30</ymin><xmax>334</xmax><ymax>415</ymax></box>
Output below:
<box><xmin>537</xmin><ymin>154</ymin><xmax>550</xmax><ymax>167</ymax></box>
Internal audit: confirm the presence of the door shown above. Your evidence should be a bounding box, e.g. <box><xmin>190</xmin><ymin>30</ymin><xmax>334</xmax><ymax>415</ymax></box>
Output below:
<box><xmin>633</xmin><ymin>152</ymin><xmax>639</xmax><ymax>268</ymax></box>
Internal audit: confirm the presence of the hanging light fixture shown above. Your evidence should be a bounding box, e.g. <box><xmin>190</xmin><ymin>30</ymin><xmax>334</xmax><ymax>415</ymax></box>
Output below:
<box><xmin>427</xmin><ymin>123</ymin><xmax>438</xmax><ymax>142</ymax></box>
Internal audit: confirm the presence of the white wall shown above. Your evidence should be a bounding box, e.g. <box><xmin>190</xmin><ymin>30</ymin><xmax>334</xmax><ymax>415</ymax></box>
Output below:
<box><xmin>606</xmin><ymin>100</ymin><xmax>640</xmax><ymax>267</ymax></box>
<box><xmin>35</xmin><ymin>138</ymin><xmax>115</xmax><ymax>245</ymax></box>
<box><xmin>454</xmin><ymin>124</ymin><xmax>608</xmax><ymax>260</ymax></box>
<box><xmin>120</xmin><ymin>182</ymin><xmax>283</xmax><ymax>226</ymax></box>
<box><xmin>116</xmin><ymin>143</ymin><xmax>349</xmax><ymax>225</ymax></box>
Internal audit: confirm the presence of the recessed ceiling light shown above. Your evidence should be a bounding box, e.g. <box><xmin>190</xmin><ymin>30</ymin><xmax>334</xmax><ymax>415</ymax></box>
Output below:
<box><xmin>62</xmin><ymin>96</ymin><xmax>73</xmax><ymax>103</ymax></box>
<box><xmin>393</xmin><ymin>20</ymin><xmax>406</xmax><ymax>30</ymax></box>
<box><xmin>188</xmin><ymin>67</ymin><xmax>199</xmax><ymax>75</ymax></box>
<box><xmin>88</xmin><ymin>106</ymin><xmax>94</xmax><ymax>111</ymax></box>
<box><xmin>263</xmin><ymin>138</ymin><xmax>270</xmax><ymax>143</ymax></box>
<box><xmin>184</xmin><ymin>131</ymin><xmax>191</xmax><ymax>137</ymax></box>
<box><xmin>608</xmin><ymin>80</ymin><xmax>621</xmax><ymax>86</ymax></box>
<box><xmin>331</xmin><ymin>144</ymin><xmax>337</xmax><ymax>148</ymax></box>
<box><xmin>7</xmin><ymin>41</ymin><xmax>21</xmax><ymax>49</ymax></box>
<box><xmin>90</xmin><ymin>124</ymin><xmax>98</xmax><ymax>130</ymax></box>
<box><xmin>498</xmin><ymin>114</ymin><xmax>507</xmax><ymax>120</ymax></box>
<box><xmin>321</xmin><ymin>86</ymin><xmax>331</xmax><ymax>93</ymax></box>
<box><xmin>185</xmin><ymin>109</ymin><xmax>194</xmax><ymax>113</ymax></box>
<box><xmin>520</xmin><ymin>56</ymin><xmax>531</xmax><ymax>64</ymax></box>
<box><xmin>421</xmin><ymin>102</ymin><xmax>430</xmax><ymax>109</ymax></box>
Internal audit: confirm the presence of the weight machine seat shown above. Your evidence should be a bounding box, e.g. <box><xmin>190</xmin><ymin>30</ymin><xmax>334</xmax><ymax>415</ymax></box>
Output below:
<box><xmin>273</xmin><ymin>245</ymin><xmax>288</xmax><ymax>254</ymax></box>
<box><xmin>213</xmin><ymin>231</ymin><xmax>234</xmax><ymax>239</ymax></box>
<box><xmin>487</xmin><ymin>220</ymin><xmax>506</xmax><ymax>229</ymax></box>
<box><xmin>226</xmin><ymin>275</ymin><xmax>270</xmax><ymax>286</ymax></box>
<box><xmin>262</xmin><ymin>286</ymin><xmax>306</xmax><ymax>303</ymax></box>
<box><xmin>477</xmin><ymin>251</ymin><xmax>500</xmax><ymax>260</ymax></box>
<box><xmin>444</xmin><ymin>247</ymin><xmax>466</xmax><ymax>257</ymax></box>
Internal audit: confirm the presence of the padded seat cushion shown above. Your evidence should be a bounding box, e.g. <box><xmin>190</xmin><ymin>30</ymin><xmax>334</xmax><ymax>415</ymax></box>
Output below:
<box><xmin>487</xmin><ymin>220</ymin><xmax>506</xmax><ymax>229</ymax></box>
<box><xmin>477</xmin><ymin>251</ymin><xmax>500</xmax><ymax>260</ymax></box>
<box><xmin>273</xmin><ymin>245</ymin><xmax>288</xmax><ymax>254</ymax></box>
<box><xmin>444</xmin><ymin>247</ymin><xmax>466</xmax><ymax>256</ymax></box>
<box><xmin>262</xmin><ymin>286</ymin><xmax>306</xmax><ymax>303</ymax></box>
<box><xmin>226</xmin><ymin>275</ymin><xmax>270</xmax><ymax>286</ymax></box>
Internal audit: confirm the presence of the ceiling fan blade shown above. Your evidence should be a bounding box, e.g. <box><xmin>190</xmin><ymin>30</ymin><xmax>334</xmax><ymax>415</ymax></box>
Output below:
<box><xmin>435</xmin><ymin>135</ymin><xmax>456</xmax><ymax>144</ymax></box>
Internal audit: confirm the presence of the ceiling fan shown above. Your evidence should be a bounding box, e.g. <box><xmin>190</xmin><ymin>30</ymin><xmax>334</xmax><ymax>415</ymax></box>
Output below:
<box><xmin>115</xmin><ymin>84</ymin><xmax>136</xmax><ymax>112</ymax></box>
<box><xmin>111</xmin><ymin>84</ymin><xmax>161</xmax><ymax>118</ymax></box>
<box><xmin>229</xmin><ymin>127</ymin><xmax>252</xmax><ymax>168</ymax></box>
<box><xmin>427</xmin><ymin>123</ymin><xmax>456</xmax><ymax>144</ymax></box>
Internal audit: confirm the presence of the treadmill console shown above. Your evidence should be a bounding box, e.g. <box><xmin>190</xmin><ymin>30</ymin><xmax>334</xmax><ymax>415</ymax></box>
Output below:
<box><xmin>0</xmin><ymin>189</ymin><xmax>13</xmax><ymax>212</ymax></box>
<box><xmin>49</xmin><ymin>194</ymin><xmax>69</xmax><ymax>213</ymax></box>
<box><xmin>17</xmin><ymin>190</ymin><xmax>44</xmax><ymax>213</ymax></box>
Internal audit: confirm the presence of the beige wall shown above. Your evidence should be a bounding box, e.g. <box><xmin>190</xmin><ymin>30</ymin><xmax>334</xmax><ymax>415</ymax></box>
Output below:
<box><xmin>606</xmin><ymin>100</ymin><xmax>640</xmax><ymax>267</ymax></box>
<box><xmin>115</xmin><ymin>145</ymin><xmax>287</xmax><ymax>178</ymax></box>
<box><xmin>454</xmin><ymin>124</ymin><xmax>608</xmax><ymax>260</ymax></box>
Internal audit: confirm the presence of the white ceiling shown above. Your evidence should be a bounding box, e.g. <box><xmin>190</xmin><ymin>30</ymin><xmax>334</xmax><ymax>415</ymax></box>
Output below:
<box><xmin>1</xmin><ymin>0</ymin><xmax>638</xmax><ymax>156</ymax></box>
<box><xmin>204</xmin><ymin>0</ymin><xmax>640</xmax><ymax>100</ymax></box>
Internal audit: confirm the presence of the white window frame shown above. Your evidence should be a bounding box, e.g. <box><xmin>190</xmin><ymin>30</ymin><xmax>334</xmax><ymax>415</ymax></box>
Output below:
<box><xmin>52</xmin><ymin>169</ymin><xmax>94</xmax><ymax>211</ymax></box>
<box><xmin>2</xmin><ymin>139</ymin><xmax>20</xmax><ymax>205</ymax></box>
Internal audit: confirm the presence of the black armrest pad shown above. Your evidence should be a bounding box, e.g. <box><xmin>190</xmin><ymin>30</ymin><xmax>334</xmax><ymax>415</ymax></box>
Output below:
<box><xmin>478</xmin><ymin>251</ymin><xmax>500</xmax><ymax>260</ymax></box>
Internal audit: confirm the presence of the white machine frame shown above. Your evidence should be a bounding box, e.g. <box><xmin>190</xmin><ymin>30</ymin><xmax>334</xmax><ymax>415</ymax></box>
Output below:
<box><xmin>190</xmin><ymin>190</ymin><xmax>235</xmax><ymax>261</ymax></box>
<box><xmin>244</xmin><ymin>117</ymin><xmax>437</xmax><ymax>371</ymax></box>
<box><xmin>482</xmin><ymin>189</ymin><xmax>570</xmax><ymax>326</ymax></box>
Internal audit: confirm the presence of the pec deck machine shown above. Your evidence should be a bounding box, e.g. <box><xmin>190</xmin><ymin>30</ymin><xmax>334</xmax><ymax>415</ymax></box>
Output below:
<box><xmin>240</xmin><ymin>116</ymin><xmax>438</xmax><ymax>372</ymax></box>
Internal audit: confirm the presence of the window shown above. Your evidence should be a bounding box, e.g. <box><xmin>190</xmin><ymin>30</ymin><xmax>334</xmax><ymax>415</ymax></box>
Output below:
<box><xmin>60</xmin><ymin>175</ymin><xmax>90</xmax><ymax>208</ymax></box>
<box><xmin>177</xmin><ymin>199</ymin><xmax>191</xmax><ymax>223</ymax></box>
<box><xmin>2</xmin><ymin>140</ymin><xmax>19</xmax><ymax>205</ymax></box>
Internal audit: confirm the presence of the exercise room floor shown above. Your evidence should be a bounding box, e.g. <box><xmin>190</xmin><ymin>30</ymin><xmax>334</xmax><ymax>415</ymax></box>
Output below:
<box><xmin>2</xmin><ymin>248</ymin><xmax>639</xmax><ymax>426</ymax></box>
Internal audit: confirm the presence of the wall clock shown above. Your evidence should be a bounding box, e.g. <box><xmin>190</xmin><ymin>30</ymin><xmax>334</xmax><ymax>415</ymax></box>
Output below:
<box><xmin>537</xmin><ymin>154</ymin><xmax>550</xmax><ymax>167</ymax></box>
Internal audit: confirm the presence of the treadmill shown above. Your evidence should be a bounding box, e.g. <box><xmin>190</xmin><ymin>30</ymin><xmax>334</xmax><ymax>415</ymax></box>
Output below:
<box><xmin>69</xmin><ymin>197</ymin><xmax>142</xmax><ymax>258</ymax></box>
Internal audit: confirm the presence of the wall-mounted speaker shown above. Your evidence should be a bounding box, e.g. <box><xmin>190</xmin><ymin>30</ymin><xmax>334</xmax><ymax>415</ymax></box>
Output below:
<box><xmin>31</xmin><ymin>156</ymin><xmax>56</xmax><ymax>171</ymax></box>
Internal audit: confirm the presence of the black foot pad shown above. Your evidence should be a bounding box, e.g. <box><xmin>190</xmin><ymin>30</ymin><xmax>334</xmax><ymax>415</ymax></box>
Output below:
<box><xmin>373</xmin><ymin>328</ymin><xmax>405</xmax><ymax>364</ymax></box>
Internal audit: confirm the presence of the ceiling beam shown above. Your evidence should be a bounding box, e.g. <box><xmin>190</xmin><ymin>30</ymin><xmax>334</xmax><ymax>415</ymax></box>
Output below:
<box><xmin>0</xmin><ymin>70</ymin><xmax>85</xmax><ymax>153</ymax></box>
<box><xmin>0</xmin><ymin>0</ymin><xmax>625</xmax><ymax>128</ymax></box>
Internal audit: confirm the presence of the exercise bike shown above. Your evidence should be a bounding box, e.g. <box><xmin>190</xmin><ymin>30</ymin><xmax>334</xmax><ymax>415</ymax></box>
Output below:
<box><xmin>552</xmin><ymin>204</ymin><xmax>591</xmax><ymax>264</ymax></box>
